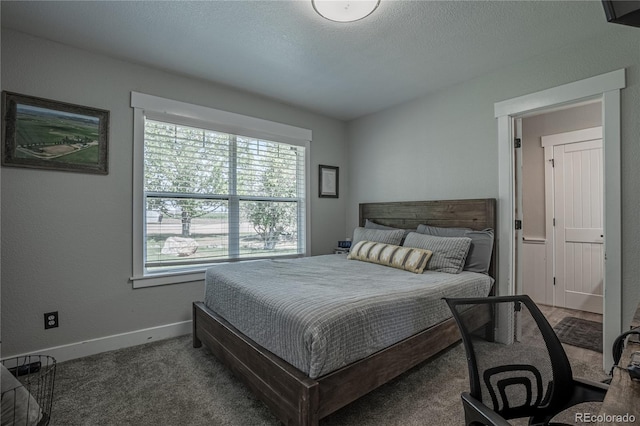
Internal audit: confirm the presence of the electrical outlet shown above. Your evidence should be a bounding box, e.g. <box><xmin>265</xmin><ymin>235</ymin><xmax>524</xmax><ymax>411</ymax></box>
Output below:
<box><xmin>44</xmin><ymin>311</ymin><xmax>58</xmax><ymax>329</ymax></box>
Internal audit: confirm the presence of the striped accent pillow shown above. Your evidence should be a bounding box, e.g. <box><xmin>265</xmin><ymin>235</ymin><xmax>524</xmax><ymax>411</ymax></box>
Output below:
<box><xmin>403</xmin><ymin>232</ymin><xmax>471</xmax><ymax>274</ymax></box>
<box><xmin>347</xmin><ymin>241</ymin><xmax>432</xmax><ymax>274</ymax></box>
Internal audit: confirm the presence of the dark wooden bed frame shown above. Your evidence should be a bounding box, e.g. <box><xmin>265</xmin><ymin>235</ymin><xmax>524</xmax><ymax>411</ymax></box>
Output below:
<box><xmin>193</xmin><ymin>198</ymin><xmax>496</xmax><ymax>425</ymax></box>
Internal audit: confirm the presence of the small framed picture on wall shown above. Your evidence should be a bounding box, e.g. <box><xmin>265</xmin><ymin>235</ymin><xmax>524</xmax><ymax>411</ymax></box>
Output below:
<box><xmin>319</xmin><ymin>164</ymin><xmax>339</xmax><ymax>198</ymax></box>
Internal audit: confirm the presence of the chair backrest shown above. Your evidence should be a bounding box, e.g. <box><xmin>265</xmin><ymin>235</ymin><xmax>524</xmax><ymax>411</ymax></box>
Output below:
<box><xmin>445</xmin><ymin>295</ymin><xmax>574</xmax><ymax>421</ymax></box>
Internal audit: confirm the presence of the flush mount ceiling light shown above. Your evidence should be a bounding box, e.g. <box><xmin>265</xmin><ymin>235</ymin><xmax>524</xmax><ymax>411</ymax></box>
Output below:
<box><xmin>312</xmin><ymin>0</ymin><xmax>380</xmax><ymax>23</ymax></box>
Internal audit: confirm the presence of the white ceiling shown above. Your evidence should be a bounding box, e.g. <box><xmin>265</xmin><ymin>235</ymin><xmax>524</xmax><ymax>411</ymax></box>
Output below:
<box><xmin>1</xmin><ymin>1</ymin><xmax>615</xmax><ymax>120</ymax></box>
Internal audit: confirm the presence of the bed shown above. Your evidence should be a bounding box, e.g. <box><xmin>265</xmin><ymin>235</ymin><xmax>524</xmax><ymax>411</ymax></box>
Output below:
<box><xmin>193</xmin><ymin>198</ymin><xmax>496</xmax><ymax>425</ymax></box>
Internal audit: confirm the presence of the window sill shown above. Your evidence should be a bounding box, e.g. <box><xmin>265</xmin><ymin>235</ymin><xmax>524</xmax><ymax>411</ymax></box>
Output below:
<box><xmin>131</xmin><ymin>254</ymin><xmax>306</xmax><ymax>288</ymax></box>
<box><xmin>130</xmin><ymin>270</ymin><xmax>206</xmax><ymax>288</ymax></box>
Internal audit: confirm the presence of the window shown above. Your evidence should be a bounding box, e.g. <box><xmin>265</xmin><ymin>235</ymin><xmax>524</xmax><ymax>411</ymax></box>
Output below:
<box><xmin>131</xmin><ymin>93</ymin><xmax>311</xmax><ymax>287</ymax></box>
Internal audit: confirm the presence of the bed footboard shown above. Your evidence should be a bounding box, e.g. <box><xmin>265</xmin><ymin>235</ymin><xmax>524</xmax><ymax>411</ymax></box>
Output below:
<box><xmin>193</xmin><ymin>302</ymin><xmax>320</xmax><ymax>426</ymax></box>
<box><xmin>193</xmin><ymin>301</ymin><xmax>484</xmax><ymax>425</ymax></box>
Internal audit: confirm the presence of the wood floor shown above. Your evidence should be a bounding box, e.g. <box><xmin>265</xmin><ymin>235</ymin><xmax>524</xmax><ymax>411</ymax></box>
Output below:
<box><xmin>537</xmin><ymin>304</ymin><xmax>606</xmax><ymax>377</ymax></box>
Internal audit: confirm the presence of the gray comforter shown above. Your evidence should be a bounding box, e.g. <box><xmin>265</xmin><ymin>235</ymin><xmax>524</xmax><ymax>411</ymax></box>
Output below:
<box><xmin>204</xmin><ymin>254</ymin><xmax>493</xmax><ymax>378</ymax></box>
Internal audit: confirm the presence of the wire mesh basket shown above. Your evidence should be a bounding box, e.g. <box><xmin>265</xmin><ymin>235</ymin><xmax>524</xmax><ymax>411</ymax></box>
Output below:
<box><xmin>1</xmin><ymin>355</ymin><xmax>56</xmax><ymax>426</ymax></box>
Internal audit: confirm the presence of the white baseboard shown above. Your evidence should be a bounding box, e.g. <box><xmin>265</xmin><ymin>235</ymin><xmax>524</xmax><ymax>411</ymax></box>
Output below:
<box><xmin>4</xmin><ymin>321</ymin><xmax>192</xmax><ymax>363</ymax></box>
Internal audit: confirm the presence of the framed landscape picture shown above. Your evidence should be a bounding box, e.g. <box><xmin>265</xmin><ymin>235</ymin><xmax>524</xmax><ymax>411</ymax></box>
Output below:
<box><xmin>1</xmin><ymin>92</ymin><xmax>109</xmax><ymax>174</ymax></box>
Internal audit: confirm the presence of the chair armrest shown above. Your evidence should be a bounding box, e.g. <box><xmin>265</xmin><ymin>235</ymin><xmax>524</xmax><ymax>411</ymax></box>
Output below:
<box><xmin>573</xmin><ymin>377</ymin><xmax>609</xmax><ymax>398</ymax></box>
<box><xmin>565</xmin><ymin>377</ymin><xmax>608</xmax><ymax>407</ymax></box>
<box><xmin>573</xmin><ymin>377</ymin><xmax>609</xmax><ymax>392</ymax></box>
<box><xmin>461</xmin><ymin>392</ymin><xmax>512</xmax><ymax>426</ymax></box>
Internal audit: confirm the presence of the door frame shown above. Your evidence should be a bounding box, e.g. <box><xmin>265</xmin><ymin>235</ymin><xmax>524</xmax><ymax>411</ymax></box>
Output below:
<box><xmin>542</xmin><ymin>126</ymin><xmax>603</xmax><ymax>313</ymax></box>
<box><xmin>495</xmin><ymin>69</ymin><xmax>624</xmax><ymax>370</ymax></box>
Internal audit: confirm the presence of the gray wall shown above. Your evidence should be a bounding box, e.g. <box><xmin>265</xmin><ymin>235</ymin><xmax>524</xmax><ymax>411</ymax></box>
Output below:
<box><xmin>1</xmin><ymin>29</ymin><xmax>347</xmax><ymax>356</ymax></box>
<box><xmin>521</xmin><ymin>103</ymin><xmax>602</xmax><ymax>240</ymax></box>
<box><xmin>347</xmin><ymin>26</ymin><xmax>640</xmax><ymax>326</ymax></box>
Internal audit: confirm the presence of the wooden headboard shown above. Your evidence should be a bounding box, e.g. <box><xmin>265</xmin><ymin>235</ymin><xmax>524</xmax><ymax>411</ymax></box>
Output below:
<box><xmin>359</xmin><ymin>198</ymin><xmax>497</xmax><ymax>279</ymax></box>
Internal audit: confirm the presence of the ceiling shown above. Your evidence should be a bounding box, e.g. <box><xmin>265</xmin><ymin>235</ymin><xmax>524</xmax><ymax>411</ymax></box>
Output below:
<box><xmin>1</xmin><ymin>1</ymin><xmax>615</xmax><ymax>120</ymax></box>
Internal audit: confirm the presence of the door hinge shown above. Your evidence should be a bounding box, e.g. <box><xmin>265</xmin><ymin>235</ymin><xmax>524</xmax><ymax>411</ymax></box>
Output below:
<box><xmin>514</xmin><ymin>138</ymin><xmax>522</xmax><ymax>148</ymax></box>
<box><xmin>515</xmin><ymin>220</ymin><xmax>522</xmax><ymax>230</ymax></box>
<box><xmin>553</xmin><ymin>277</ymin><xmax>556</xmax><ymax>286</ymax></box>
<box><xmin>549</xmin><ymin>158</ymin><xmax>555</xmax><ymax>167</ymax></box>
<box><xmin>553</xmin><ymin>218</ymin><xmax>556</xmax><ymax>226</ymax></box>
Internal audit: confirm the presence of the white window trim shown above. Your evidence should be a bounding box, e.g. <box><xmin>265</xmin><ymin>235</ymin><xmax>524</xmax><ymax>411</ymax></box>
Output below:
<box><xmin>130</xmin><ymin>92</ymin><xmax>312</xmax><ymax>288</ymax></box>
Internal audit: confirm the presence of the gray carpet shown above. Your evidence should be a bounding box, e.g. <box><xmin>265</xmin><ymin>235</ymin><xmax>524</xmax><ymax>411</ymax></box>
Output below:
<box><xmin>553</xmin><ymin>317</ymin><xmax>603</xmax><ymax>353</ymax></box>
<box><xmin>50</xmin><ymin>335</ymin><xmax>608</xmax><ymax>426</ymax></box>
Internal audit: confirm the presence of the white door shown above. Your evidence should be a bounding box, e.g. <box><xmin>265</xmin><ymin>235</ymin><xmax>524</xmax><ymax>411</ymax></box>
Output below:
<box><xmin>544</xmin><ymin>128</ymin><xmax>603</xmax><ymax>314</ymax></box>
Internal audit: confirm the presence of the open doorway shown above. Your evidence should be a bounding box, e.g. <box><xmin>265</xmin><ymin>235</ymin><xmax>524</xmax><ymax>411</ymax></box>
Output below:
<box><xmin>495</xmin><ymin>69</ymin><xmax>624</xmax><ymax>370</ymax></box>
<box><xmin>517</xmin><ymin>102</ymin><xmax>605</xmax><ymax>374</ymax></box>
<box><xmin>519</xmin><ymin>101</ymin><xmax>603</xmax><ymax>314</ymax></box>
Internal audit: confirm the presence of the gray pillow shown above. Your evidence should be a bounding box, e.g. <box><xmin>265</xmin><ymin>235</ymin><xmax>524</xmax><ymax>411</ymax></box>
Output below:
<box><xmin>365</xmin><ymin>219</ymin><xmax>414</xmax><ymax>241</ymax></box>
<box><xmin>364</xmin><ymin>219</ymin><xmax>398</xmax><ymax>231</ymax></box>
<box><xmin>416</xmin><ymin>224</ymin><xmax>471</xmax><ymax>237</ymax></box>
<box><xmin>351</xmin><ymin>227</ymin><xmax>404</xmax><ymax>250</ymax></box>
<box><xmin>403</xmin><ymin>232</ymin><xmax>471</xmax><ymax>274</ymax></box>
<box><xmin>416</xmin><ymin>225</ymin><xmax>494</xmax><ymax>274</ymax></box>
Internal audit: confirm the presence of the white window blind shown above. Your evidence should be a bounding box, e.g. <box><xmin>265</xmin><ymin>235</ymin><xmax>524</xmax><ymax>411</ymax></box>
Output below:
<box><xmin>130</xmin><ymin>92</ymin><xmax>311</xmax><ymax>287</ymax></box>
<box><xmin>143</xmin><ymin>118</ymin><xmax>307</xmax><ymax>273</ymax></box>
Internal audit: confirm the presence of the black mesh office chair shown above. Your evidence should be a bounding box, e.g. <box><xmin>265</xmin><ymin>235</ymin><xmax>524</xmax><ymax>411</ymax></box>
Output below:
<box><xmin>445</xmin><ymin>295</ymin><xmax>608</xmax><ymax>426</ymax></box>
